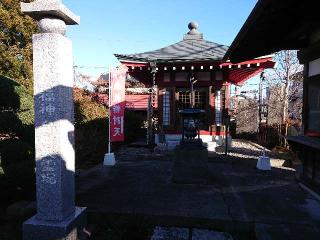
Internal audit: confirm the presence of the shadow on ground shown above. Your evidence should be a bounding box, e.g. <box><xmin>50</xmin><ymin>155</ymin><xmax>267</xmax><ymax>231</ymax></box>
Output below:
<box><xmin>76</xmin><ymin>141</ymin><xmax>320</xmax><ymax>240</ymax></box>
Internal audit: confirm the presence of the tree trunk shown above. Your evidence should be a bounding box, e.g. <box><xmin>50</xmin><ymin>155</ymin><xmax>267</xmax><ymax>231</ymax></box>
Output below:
<box><xmin>281</xmin><ymin>51</ymin><xmax>291</xmax><ymax>125</ymax></box>
<box><xmin>282</xmin><ymin>79</ymin><xmax>290</xmax><ymax>124</ymax></box>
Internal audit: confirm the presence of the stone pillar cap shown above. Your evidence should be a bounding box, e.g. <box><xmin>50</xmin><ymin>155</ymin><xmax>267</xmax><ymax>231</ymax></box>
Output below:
<box><xmin>21</xmin><ymin>0</ymin><xmax>80</xmax><ymax>25</ymax></box>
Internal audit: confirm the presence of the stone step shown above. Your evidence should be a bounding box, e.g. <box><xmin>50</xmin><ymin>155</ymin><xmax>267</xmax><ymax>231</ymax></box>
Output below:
<box><xmin>151</xmin><ymin>226</ymin><xmax>233</xmax><ymax>240</ymax></box>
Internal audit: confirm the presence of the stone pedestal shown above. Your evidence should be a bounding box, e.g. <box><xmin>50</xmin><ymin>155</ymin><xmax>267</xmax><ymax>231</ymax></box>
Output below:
<box><xmin>256</xmin><ymin>155</ymin><xmax>271</xmax><ymax>170</ymax></box>
<box><xmin>104</xmin><ymin>152</ymin><xmax>116</xmax><ymax>166</ymax></box>
<box><xmin>172</xmin><ymin>141</ymin><xmax>209</xmax><ymax>184</ymax></box>
<box><xmin>20</xmin><ymin>1</ymin><xmax>86</xmax><ymax>239</ymax></box>
<box><xmin>23</xmin><ymin>207</ymin><xmax>86</xmax><ymax>240</ymax></box>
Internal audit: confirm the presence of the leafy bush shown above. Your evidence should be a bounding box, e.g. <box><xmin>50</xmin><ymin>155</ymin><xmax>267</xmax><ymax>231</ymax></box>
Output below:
<box><xmin>0</xmin><ymin>75</ymin><xmax>34</xmax><ymax>146</ymax></box>
<box><xmin>0</xmin><ymin>112</ymin><xmax>22</xmax><ymax>134</ymax></box>
<box><xmin>75</xmin><ymin>118</ymin><xmax>108</xmax><ymax>168</ymax></box>
<box><xmin>0</xmin><ymin>76</ymin><xmax>20</xmax><ymax>111</ymax></box>
<box><xmin>0</xmin><ymin>0</ymin><xmax>37</xmax><ymax>93</ymax></box>
<box><xmin>0</xmin><ymin>139</ymin><xmax>35</xmax><ymax>188</ymax></box>
<box><xmin>74</xmin><ymin>88</ymin><xmax>107</xmax><ymax>125</ymax></box>
<box><xmin>17</xmin><ymin>124</ymin><xmax>34</xmax><ymax>148</ymax></box>
<box><xmin>73</xmin><ymin>88</ymin><xmax>147</xmax><ymax>167</ymax></box>
<box><xmin>15</xmin><ymin>83</ymin><xmax>34</xmax><ymax>126</ymax></box>
<box><xmin>0</xmin><ymin>76</ymin><xmax>35</xmax><ymax>213</ymax></box>
<box><xmin>74</xmin><ymin>88</ymin><xmax>108</xmax><ymax>167</ymax></box>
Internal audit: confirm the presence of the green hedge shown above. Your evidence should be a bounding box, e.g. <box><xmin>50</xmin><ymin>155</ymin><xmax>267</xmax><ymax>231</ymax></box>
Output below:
<box><xmin>0</xmin><ymin>76</ymin><xmax>34</xmax><ymax>142</ymax></box>
<box><xmin>0</xmin><ymin>139</ymin><xmax>35</xmax><ymax>188</ymax></box>
<box><xmin>0</xmin><ymin>80</ymin><xmax>147</xmax><ymax>173</ymax></box>
<box><xmin>0</xmin><ymin>76</ymin><xmax>35</xmax><ymax>199</ymax></box>
<box><xmin>0</xmin><ymin>75</ymin><xmax>34</xmax><ymax>126</ymax></box>
<box><xmin>0</xmin><ymin>112</ymin><xmax>22</xmax><ymax>133</ymax></box>
<box><xmin>75</xmin><ymin>118</ymin><xmax>108</xmax><ymax>168</ymax></box>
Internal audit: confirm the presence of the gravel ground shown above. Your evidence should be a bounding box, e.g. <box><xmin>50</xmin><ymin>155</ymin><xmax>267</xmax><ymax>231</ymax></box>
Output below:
<box><xmin>115</xmin><ymin>146</ymin><xmax>173</xmax><ymax>162</ymax></box>
<box><xmin>215</xmin><ymin>139</ymin><xmax>294</xmax><ymax>170</ymax></box>
<box><xmin>85</xmin><ymin>139</ymin><xmax>294</xmax><ymax>172</ymax></box>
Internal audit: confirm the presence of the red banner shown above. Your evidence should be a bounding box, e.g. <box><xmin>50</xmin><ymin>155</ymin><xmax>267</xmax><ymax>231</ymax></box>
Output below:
<box><xmin>110</xmin><ymin>65</ymin><xmax>127</xmax><ymax>142</ymax></box>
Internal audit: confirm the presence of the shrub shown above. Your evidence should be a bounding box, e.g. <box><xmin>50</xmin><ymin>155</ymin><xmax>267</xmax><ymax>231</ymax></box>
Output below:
<box><xmin>0</xmin><ymin>76</ymin><xmax>34</xmax><ymax>143</ymax></box>
<box><xmin>75</xmin><ymin>118</ymin><xmax>108</xmax><ymax>168</ymax></box>
<box><xmin>74</xmin><ymin>88</ymin><xmax>108</xmax><ymax>167</ymax></box>
<box><xmin>15</xmin><ymin>82</ymin><xmax>34</xmax><ymax>126</ymax></box>
<box><xmin>73</xmin><ymin>88</ymin><xmax>147</xmax><ymax>167</ymax></box>
<box><xmin>0</xmin><ymin>76</ymin><xmax>21</xmax><ymax>111</ymax></box>
<box><xmin>0</xmin><ymin>112</ymin><xmax>22</xmax><ymax>134</ymax></box>
<box><xmin>0</xmin><ymin>139</ymin><xmax>35</xmax><ymax>188</ymax></box>
<box><xmin>0</xmin><ymin>76</ymin><xmax>35</xmax><ymax>210</ymax></box>
<box><xmin>74</xmin><ymin>88</ymin><xmax>107</xmax><ymax>125</ymax></box>
<box><xmin>0</xmin><ymin>76</ymin><xmax>34</xmax><ymax>121</ymax></box>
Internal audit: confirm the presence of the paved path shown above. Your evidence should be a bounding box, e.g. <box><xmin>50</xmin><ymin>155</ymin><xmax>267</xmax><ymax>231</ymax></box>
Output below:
<box><xmin>76</xmin><ymin>140</ymin><xmax>320</xmax><ymax>239</ymax></box>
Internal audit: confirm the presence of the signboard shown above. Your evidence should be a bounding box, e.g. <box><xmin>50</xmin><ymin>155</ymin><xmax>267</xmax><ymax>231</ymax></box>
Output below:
<box><xmin>110</xmin><ymin>65</ymin><xmax>127</xmax><ymax>142</ymax></box>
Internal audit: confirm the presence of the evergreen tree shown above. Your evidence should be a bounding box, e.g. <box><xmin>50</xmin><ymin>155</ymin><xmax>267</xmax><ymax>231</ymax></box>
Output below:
<box><xmin>0</xmin><ymin>1</ymin><xmax>36</xmax><ymax>193</ymax></box>
<box><xmin>0</xmin><ymin>0</ymin><xmax>37</xmax><ymax>93</ymax></box>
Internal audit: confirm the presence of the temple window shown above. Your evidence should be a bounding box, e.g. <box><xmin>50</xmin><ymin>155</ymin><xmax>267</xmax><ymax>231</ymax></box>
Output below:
<box><xmin>178</xmin><ymin>90</ymin><xmax>191</xmax><ymax>109</ymax></box>
<box><xmin>196</xmin><ymin>72</ymin><xmax>210</xmax><ymax>81</ymax></box>
<box><xmin>175</xmin><ymin>72</ymin><xmax>188</xmax><ymax>81</ymax></box>
<box><xmin>163</xmin><ymin>91</ymin><xmax>170</xmax><ymax>126</ymax></box>
<box><xmin>307</xmin><ymin>59</ymin><xmax>320</xmax><ymax>134</ymax></box>
<box><xmin>215</xmin><ymin>71</ymin><xmax>223</xmax><ymax>81</ymax></box>
<box><xmin>177</xmin><ymin>90</ymin><xmax>207</xmax><ymax>110</ymax></box>
<box><xmin>215</xmin><ymin>90</ymin><xmax>222</xmax><ymax>125</ymax></box>
<box><xmin>308</xmin><ymin>82</ymin><xmax>320</xmax><ymax>132</ymax></box>
<box><xmin>309</xmin><ymin>58</ymin><xmax>320</xmax><ymax>76</ymax></box>
<box><xmin>194</xmin><ymin>91</ymin><xmax>206</xmax><ymax>109</ymax></box>
<box><xmin>163</xmin><ymin>72</ymin><xmax>171</xmax><ymax>82</ymax></box>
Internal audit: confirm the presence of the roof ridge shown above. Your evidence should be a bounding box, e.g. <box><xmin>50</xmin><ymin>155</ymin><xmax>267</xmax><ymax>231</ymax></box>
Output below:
<box><xmin>114</xmin><ymin>23</ymin><xmax>229</xmax><ymax>62</ymax></box>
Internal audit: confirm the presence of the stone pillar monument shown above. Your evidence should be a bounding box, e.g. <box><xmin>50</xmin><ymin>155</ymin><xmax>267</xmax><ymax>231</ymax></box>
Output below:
<box><xmin>21</xmin><ymin>1</ymin><xmax>86</xmax><ymax>239</ymax></box>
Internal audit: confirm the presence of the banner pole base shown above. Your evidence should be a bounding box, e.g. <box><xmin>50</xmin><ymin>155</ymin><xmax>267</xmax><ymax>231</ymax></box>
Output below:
<box><xmin>104</xmin><ymin>152</ymin><xmax>116</xmax><ymax>166</ymax></box>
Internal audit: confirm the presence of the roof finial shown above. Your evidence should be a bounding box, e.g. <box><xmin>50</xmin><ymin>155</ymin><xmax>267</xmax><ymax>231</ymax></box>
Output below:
<box><xmin>184</xmin><ymin>21</ymin><xmax>203</xmax><ymax>40</ymax></box>
<box><xmin>188</xmin><ymin>21</ymin><xmax>199</xmax><ymax>34</ymax></box>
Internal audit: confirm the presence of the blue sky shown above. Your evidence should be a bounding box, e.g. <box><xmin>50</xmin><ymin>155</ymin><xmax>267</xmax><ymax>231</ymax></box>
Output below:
<box><xmin>64</xmin><ymin>0</ymin><xmax>258</xmax><ymax>78</ymax></box>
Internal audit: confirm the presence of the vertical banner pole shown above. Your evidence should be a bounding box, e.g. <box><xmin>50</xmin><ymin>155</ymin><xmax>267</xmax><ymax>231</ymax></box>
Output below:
<box><xmin>104</xmin><ymin>65</ymin><xmax>127</xmax><ymax>165</ymax></box>
<box><xmin>104</xmin><ymin>66</ymin><xmax>115</xmax><ymax>166</ymax></box>
<box><xmin>108</xmin><ymin>67</ymin><xmax>111</xmax><ymax>154</ymax></box>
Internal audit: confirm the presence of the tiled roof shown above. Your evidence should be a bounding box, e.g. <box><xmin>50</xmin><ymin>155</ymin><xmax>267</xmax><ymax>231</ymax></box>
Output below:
<box><xmin>115</xmin><ymin>40</ymin><xmax>228</xmax><ymax>63</ymax></box>
<box><xmin>115</xmin><ymin>22</ymin><xmax>229</xmax><ymax>63</ymax></box>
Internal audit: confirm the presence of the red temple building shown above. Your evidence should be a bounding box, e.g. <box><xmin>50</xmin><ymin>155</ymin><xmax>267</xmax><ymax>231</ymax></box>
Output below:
<box><xmin>115</xmin><ymin>22</ymin><xmax>275</xmax><ymax>148</ymax></box>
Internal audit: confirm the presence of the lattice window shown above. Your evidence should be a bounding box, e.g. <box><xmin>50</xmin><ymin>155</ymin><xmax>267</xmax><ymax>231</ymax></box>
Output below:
<box><xmin>163</xmin><ymin>91</ymin><xmax>170</xmax><ymax>126</ymax></box>
<box><xmin>163</xmin><ymin>73</ymin><xmax>171</xmax><ymax>82</ymax></box>
<box><xmin>178</xmin><ymin>91</ymin><xmax>191</xmax><ymax>109</ymax></box>
<box><xmin>308</xmin><ymin>83</ymin><xmax>320</xmax><ymax>132</ymax></box>
<box><xmin>178</xmin><ymin>90</ymin><xmax>206</xmax><ymax>110</ymax></box>
<box><xmin>215</xmin><ymin>90</ymin><xmax>222</xmax><ymax>125</ymax></box>
<box><xmin>194</xmin><ymin>91</ymin><xmax>206</xmax><ymax>109</ymax></box>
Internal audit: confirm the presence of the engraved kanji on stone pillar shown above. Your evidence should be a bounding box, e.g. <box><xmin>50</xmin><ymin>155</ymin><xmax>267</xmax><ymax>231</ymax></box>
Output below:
<box><xmin>21</xmin><ymin>1</ymin><xmax>86</xmax><ymax>240</ymax></box>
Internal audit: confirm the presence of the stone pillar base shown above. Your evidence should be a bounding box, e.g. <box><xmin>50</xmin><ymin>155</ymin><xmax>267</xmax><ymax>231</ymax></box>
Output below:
<box><xmin>256</xmin><ymin>156</ymin><xmax>271</xmax><ymax>170</ymax></box>
<box><xmin>23</xmin><ymin>207</ymin><xmax>86</xmax><ymax>240</ymax></box>
<box><xmin>104</xmin><ymin>153</ymin><xmax>116</xmax><ymax>166</ymax></box>
<box><xmin>172</xmin><ymin>142</ymin><xmax>209</xmax><ymax>184</ymax></box>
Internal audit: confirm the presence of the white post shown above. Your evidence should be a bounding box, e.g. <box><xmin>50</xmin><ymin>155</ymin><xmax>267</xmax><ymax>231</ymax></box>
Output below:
<box><xmin>108</xmin><ymin>67</ymin><xmax>111</xmax><ymax>154</ymax></box>
<box><xmin>257</xmin><ymin>147</ymin><xmax>271</xmax><ymax>170</ymax></box>
<box><xmin>104</xmin><ymin>67</ymin><xmax>116</xmax><ymax>165</ymax></box>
